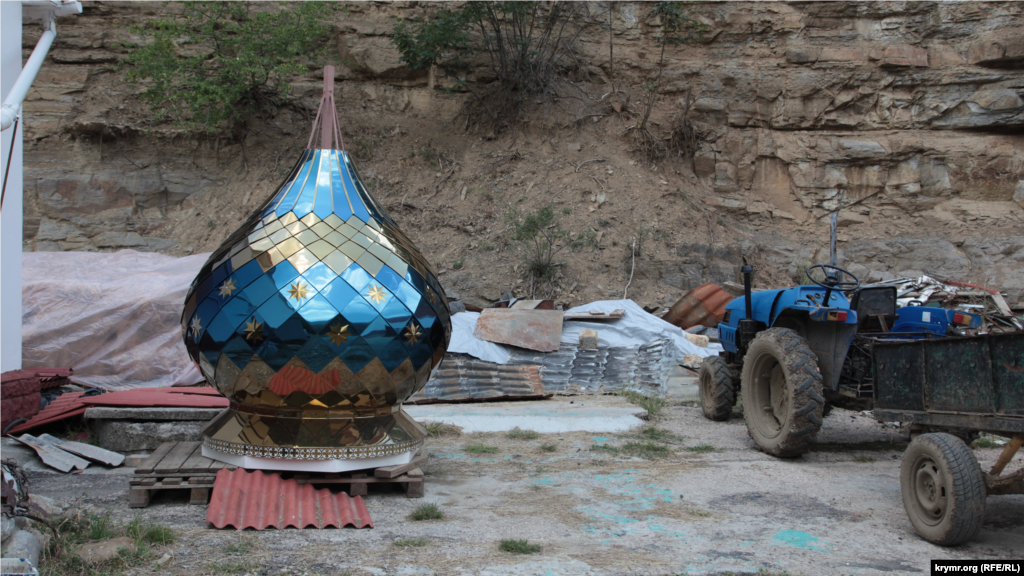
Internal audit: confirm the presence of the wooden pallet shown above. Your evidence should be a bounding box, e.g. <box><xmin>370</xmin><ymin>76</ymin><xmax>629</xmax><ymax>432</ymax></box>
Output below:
<box><xmin>293</xmin><ymin>450</ymin><xmax>428</xmax><ymax>498</ymax></box>
<box><xmin>129</xmin><ymin>442</ymin><xmax>428</xmax><ymax>507</ymax></box>
<box><xmin>129</xmin><ymin>441</ymin><xmax>235</xmax><ymax>508</ymax></box>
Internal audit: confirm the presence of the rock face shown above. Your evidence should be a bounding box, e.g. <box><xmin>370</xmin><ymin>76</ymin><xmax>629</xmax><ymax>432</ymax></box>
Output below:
<box><xmin>16</xmin><ymin>2</ymin><xmax>1024</xmax><ymax>302</ymax></box>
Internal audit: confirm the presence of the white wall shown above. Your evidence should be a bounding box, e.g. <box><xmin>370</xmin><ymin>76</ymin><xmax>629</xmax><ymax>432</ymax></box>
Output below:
<box><xmin>1</xmin><ymin>1</ymin><xmax>24</xmax><ymax>372</ymax></box>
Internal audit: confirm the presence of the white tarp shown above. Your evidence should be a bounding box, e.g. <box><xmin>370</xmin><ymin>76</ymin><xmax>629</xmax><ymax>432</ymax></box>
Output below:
<box><xmin>562</xmin><ymin>299</ymin><xmax>721</xmax><ymax>358</ymax></box>
<box><xmin>450</xmin><ymin>299</ymin><xmax>721</xmax><ymax>364</ymax></box>
<box><xmin>22</xmin><ymin>250</ymin><xmax>209</xmax><ymax>390</ymax></box>
<box><xmin>446</xmin><ymin>310</ymin><xmax>512</xmax><ymax>364</ymax></box>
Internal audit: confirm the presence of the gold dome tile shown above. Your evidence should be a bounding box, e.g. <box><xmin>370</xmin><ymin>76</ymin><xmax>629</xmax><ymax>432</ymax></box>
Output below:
<box><xmin>294</xmin><ymin>229</ymin><xmax>321</xmax><ymax>246</ymax></box>
<box><xmin>307</xmin><ymin>239</ymin><xmax>335</xmax><ymax>260</ymax></box>
<box><xmin>287</xmin><ymin>248</ymin><xmax>317</xmax><ymax>274</ymax></box>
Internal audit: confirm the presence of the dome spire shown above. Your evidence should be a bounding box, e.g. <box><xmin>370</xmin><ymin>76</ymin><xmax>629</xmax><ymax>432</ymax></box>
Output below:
<box><xmin>307</xmin><ymin>65</ymin><xmax>344</xmax><ymax>151</ymax></box>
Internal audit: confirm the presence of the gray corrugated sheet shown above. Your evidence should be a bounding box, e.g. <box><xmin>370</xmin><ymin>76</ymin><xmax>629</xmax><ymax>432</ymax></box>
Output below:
<box><xmin>414</xmin><ymin>339</ymin><xmax>676</xmax><ymax>403</ymax></box>
<box><xmin>507</xmin><ymin>338</ymin><xmax>674</xmax><ymax>396</ymax></box>
<box><xmin>408</xmin><ymin>357</ymin><xmax>548</xmax><ymax>404</ymax></box>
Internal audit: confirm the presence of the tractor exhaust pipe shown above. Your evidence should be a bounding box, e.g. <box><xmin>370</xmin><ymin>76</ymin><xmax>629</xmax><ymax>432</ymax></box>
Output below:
<box><xmin>742</xmin><ymin>264</ymin><xmax>753</xmax><ymax>320</ymax></box>
<box><xmin>738</xmin><ymin>262</ymin><xmax>757</xmax><ymax>355</ymax></box>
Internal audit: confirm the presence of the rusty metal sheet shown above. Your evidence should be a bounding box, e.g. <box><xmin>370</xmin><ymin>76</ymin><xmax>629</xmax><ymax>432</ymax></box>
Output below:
<box><xmin>408</xmin><ymin>358</ymin><xmax>549</xmax><ymax>404</ymax></box>
<box><xmin>1</xmin><ymin>368</ymin><xmax>74</xmax><ymax>431</ymax></box>
<box><xmin>663</xmin><ymin>283</ymin><xmax>734</xmax><ymax>329</ymax></box>
<box><xmin>473</xmin><ymin>308</ymin><xmax>563</xmax><ymax>352</ymax></box>
<box><xmin>206</xmin><ymin>468</ymin><xmax>373</xmax><ymax>530</ymax></box>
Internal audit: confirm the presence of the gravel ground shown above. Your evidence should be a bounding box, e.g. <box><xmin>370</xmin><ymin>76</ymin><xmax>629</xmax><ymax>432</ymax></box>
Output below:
<box><xmin>20</xmin><ymin>395</ymin><xmax>1024</xmax><ymax>576</ymax></box>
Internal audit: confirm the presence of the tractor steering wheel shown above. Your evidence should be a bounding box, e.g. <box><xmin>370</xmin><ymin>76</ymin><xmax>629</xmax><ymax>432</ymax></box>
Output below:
<box><xmin>806</xmin><ymin>264</ymin><xmax>860</xmax><ymax>292</ymax></box>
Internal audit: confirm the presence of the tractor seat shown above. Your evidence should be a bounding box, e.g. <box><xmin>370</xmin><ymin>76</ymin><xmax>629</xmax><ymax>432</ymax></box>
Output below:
<box><xmin>850</xmin><ymin>286</ymin><xmax>897</xmax><ymax>333</ymax></box>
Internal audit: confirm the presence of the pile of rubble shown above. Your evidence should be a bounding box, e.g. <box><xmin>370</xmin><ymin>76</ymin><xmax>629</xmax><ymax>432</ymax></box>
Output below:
<box><xmin>866</xmin><ymin>275</ymin><xmax>1023</xmax><ymax>333</ymax></box>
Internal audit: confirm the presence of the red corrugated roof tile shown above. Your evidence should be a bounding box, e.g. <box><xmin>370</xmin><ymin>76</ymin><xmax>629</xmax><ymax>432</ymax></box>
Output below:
<box><xmin>206</xmin><ymin>468</ymin><xmax>373</xmax><ymax>530</ymax></box>
<box><xmin>6</xmin><ymin>392</ymin><xmax>88</xmax><ymax>434</ymax></box>
<box><xmin>81</xmin><ymin>389</ymin><xmax>228</xmax><ymax>408</ymax></box>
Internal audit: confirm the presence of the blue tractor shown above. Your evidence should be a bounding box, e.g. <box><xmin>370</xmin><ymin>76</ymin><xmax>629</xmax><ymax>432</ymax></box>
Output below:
<box><xmin>698</xmin><ymin>216</ymin><xmax>981</xmax><ymax>458</ymax></box>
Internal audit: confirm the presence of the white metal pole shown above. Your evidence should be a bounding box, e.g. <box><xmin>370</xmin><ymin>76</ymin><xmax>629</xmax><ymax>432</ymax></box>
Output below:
<box><xmin>1</xmin><ymin>1</ymin><xmax>25</xmax><ymax>371</ymax></box>
<box><xmin>0</xmin><ymin>19</ymin><xmax>56</xmax><ymax>132</ymax></box>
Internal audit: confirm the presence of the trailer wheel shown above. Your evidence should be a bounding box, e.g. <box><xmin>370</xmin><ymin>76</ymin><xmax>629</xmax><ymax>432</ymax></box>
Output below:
<box><xmin>900</xmin><ymin>433</ymin><xmax>986</xmax><ymax>546</ymax></box>
<box><xmin>740</xmin><ymin>328</ymin><xmax>824</xmax><ymax>458</ymax></box>
<box><xmin>699</xmin><ymin>356</ymin><xmax>736</xmax><ymax>421</ymax></box>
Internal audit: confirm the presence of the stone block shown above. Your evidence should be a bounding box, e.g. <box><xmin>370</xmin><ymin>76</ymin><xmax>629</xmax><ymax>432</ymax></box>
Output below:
<box><xmin>93</xmin><ymin>420</ymin><xmax>206</xmax><ymax>452</ymax></box>
<box><xmin>1014</xmin><ymin>181</ymin><xmax>1024</xmax><ymax>207</ymax></box>
<box><xmin>578</xmin><ymin>330</ymin><xmax>599</xmax><ymax>350</ymax></box>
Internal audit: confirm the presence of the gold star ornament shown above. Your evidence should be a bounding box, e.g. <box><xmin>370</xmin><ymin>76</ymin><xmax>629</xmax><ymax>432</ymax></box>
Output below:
<box><xmin>404</xmin><ymin>322</ymin><xmax>423</xmax><ymax>346</ymax></box>
<box><xmin>189</xmin><ymin>316</ymin><xmax>203</xmax><ymax>340</ymax></box>
<box><xmin>287</xmin><ymin>281</ymin><xmax>311</xmax><ymax>302</ymax></box>
<box><xmin>243</xmin><ymin>317</ymin><xmax>265</xmax><ymax>343</ymax></box>
<box><xmin>327</xmin><ymin>321</ymin><xmax>349</xmax><ymax>345</ymax></box>
<box><xmin>366</xmin><ymin>284</ymin><xmax>387</xmax><ymax>304</ymax></box>
<box><xmin>218</xmin><ymin>277</ymin><xmax>237</xmax><ymax>298</ymax></box>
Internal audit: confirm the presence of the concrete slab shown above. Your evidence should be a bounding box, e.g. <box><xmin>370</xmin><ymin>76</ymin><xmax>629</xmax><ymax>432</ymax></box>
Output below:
<box><xmin>93</xmin><ymin>420</ymin><xmax>206</xmax><ymax>452</ymax></box>
<box><xmin>405</xmin><ymin>400</ymin><xmax>644</xmax><ymax>433</ymax></box>
<box><xmin>664</xmin><ymin>364</ymin><xmax>699</xmax><ymax>401</ymax></box>
<box><xmin>84</xmin><ymin>407</ymin><xmax>225</xmax><ymax>420</ymax></box>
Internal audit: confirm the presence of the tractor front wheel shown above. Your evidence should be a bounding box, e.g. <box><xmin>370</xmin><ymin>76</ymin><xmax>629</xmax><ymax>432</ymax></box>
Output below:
<box><xmin>699</xmin><ymin>356</ymin><xmax>736</xmax><ymax>421</ymax></box>
<box><xmin>740</xmin><ymin>328</ymin><xmax>825</xmax><ymax>457</ymax></box>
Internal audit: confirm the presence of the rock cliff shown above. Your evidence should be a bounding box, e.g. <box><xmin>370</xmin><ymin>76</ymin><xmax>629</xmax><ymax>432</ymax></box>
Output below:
<box><xmin>17</xmin><ymin>1</ymin><xmax>1024</xmax><ymax>306</ymax></box>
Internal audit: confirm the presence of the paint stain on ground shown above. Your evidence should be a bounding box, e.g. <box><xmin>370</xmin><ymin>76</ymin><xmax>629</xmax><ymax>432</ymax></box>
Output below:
<box><xmin>772</xmin><ymin>529</ymin><xmax>831</xmax><ymax>552</ymax></box>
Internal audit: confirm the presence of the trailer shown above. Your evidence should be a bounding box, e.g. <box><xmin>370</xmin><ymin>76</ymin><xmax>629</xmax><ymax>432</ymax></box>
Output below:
<box><xmin>868</xmin><ymin>331</ymin><xmax>1023</xmax><ymax>546</ymax></box>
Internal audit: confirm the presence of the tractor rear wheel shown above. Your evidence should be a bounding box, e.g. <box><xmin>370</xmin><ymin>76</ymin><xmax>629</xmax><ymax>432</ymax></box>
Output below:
<box><xmin>699</xmin><ymin>356</ymin><xmax>736</xmax><ymax>421</ymax></box>
<box><xmin>900</xmin><ymin>433</ymin><xmax>986</xmax><ymax>546</ymax></box>
<box><xmin>740</xmin><ymin>328</ymin><xmax>825</xmax><ymax>457</ymax></box>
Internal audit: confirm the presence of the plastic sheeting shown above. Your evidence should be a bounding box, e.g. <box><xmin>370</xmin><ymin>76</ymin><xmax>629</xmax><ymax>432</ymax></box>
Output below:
<box><xmin>447</xmin><ymin>311</ymin><xmax>512</xmax><ymax>364</ymax></box>
<box><xmin>450</xmin><ymin>299</ymin><xmax>721</xmax><ymax>365</ymax></box>
<box><xmin>22</xmin><ymin>250</ymin><xmax>209</xmax><ymax>390</ymax></box>
<box><xmin>561</xmin><ymin>299</ymin><xmax>722</xmax><ymax>358</ymax></box>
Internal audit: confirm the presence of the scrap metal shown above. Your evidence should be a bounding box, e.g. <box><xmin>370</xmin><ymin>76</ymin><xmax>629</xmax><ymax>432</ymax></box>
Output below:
<box><xmin>663</xmin><ymin>283</ymin><xmax>733</xmax><ymax>329</ymax></box>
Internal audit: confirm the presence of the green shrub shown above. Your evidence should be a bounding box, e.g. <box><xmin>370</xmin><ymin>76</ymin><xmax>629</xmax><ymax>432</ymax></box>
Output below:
<box><xmin>122</xmin><ymin>2</ymin><xmax>332</xmax><ymax>134</ymax></box>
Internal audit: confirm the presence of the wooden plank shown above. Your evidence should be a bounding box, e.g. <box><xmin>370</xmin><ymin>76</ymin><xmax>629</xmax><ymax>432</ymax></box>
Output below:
<box><xmin>135</xmin><ymin>442</ymin><xmax>176</xmax><ymax>473</ymax></box>
<box><xmin>179</xmin><ymin>447</ymin><xmax>218</xmax><ymax>474</ymax></box>
<box><xmin>37</xmin><ymin>433</ymin><xmax>125</xmax><ymax>467</ymax></box>
<box><xmin>374</xmin><ymin>451</ymin><xmax>427</xmax><ymax>479</ymax></box>
<box><xmin>14</xmin><ymin>434</ymin><xmax>89</xmax><ymax>473</ymax></box>
<box><xmin>154</xmin><ymin>442</ymin><xmax>201</xmax><ymax>474</ymax></box>
<box><xmin>991</xmin><ymin>292</ymin><xmax>1014</xmax><ymax>317</ymax></box>
<box><xmin>563</xmin><ymin>309</ymin><xmax>625</xmax><ymax>322</ymax></box>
